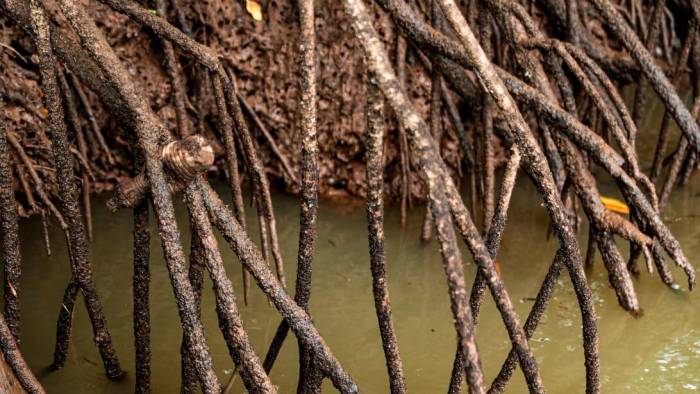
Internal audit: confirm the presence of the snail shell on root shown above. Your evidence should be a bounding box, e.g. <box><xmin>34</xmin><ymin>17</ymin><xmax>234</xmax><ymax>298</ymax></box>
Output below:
<box><xmin>162</xmin><ymin>135</ymin><xmax>215</xmax><ymax>182</ymax></box>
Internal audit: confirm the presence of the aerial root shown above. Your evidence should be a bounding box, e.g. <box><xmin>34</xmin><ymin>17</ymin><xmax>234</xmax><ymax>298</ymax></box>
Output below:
<box><xmin>1</xmin><ymin>0</ymin><xmax>699</xmax><ymax>392</ymax></box>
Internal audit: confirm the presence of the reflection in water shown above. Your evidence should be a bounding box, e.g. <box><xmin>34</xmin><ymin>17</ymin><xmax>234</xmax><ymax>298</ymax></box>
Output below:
<box><xmin>11</xmin><ymin>176</ymin><xmax>700</xmax><ymax>393</ymax></box>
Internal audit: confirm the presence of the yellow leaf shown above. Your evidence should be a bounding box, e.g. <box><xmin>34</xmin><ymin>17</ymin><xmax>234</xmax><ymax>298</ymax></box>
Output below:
<box><xmin>246</xmin><ymin>0</ymin><xmax>263</xmax><ymax>21</ymax></box>
<box><xmin>600</xmin><ymin>196</ymin><xmax>629</xmax><ymax>214</ymax></box>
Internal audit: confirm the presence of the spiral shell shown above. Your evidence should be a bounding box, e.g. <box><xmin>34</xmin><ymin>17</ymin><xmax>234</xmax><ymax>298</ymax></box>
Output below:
<box><xmin>161</xmin><ymin>135</ymin><xmax>215</xmax><ymax>182</ymax></box>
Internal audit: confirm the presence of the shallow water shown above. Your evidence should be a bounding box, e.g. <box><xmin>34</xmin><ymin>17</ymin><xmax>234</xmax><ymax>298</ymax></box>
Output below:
<box><xmin>10</xmin><ymin>173</ymin><xmax>700</xmax><ymax>393</ymax></box>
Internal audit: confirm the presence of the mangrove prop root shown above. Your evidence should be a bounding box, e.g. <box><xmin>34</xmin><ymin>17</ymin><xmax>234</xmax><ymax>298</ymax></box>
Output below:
<box><xmin>660</xmin><ymin>97</ymin><xmax>700</xmax><ymax>211</ymax></box>
<box><xmin>56</xmin><ymin>68</ymin><xmax>93</xmax><ymax>242</ymax></box>
<box><xmin>133</xmin><ymin>200</ymin><xmax>151</xmax><ymax>394</ymax></box>
<box><xmin>211</xmin><ymin>75</ymin><xmax>246</xmax><ymax>229</ymax></box>
<box><xmin>211</xmin><ymin>73</ymin><xmax>250</xmax><ymax>307</ymax></box>
<box><xmin>590</xmin><ymin>0</ymin><xmax>700</xmax><ymax>151</ymax></box>
<box><xmin>253</xmin><ymin>195</ymin><xmax>270</xmax><ymax>303</ymax></box>
<box><xmin>203</xmin><ymin>184</ymin><xmax>359</xmax><ymax>393</ymax></box>
<box><xmin>479</xmin><ymin>10</ymin><xmax>496</xmax><ymax>233</ymax></box>
<box><xmin>1</xmin><ymin>0</ymin><xmax>700</xmax><ymax>392</ymax></box>
<box><xmin>261</xmin><ymin>318</ymin><xmax>289</xmax><ymax>374</ymax></box>
<box><xmin>651</xmin><ymin>27</ymin><xmax>696</xmax><ymax>182</ymax></box>
<box><xmin>52</xmin><ymin>281</ymin><xmax>79</xmax><ymax>371</ymax></box>
<box><xmin>469</xmin><ymin>146</ymin><xmax>521</xmax><ymax>323</ymax></box>
<box><xmin>294</xmin><ymin>0</ymin><xmax>322</xmax><ymax>390</ymax></box>
<box><xmin>343</xmin><ymin>0</ymin><xmax>486</xmax><ymax>391</ymax></box>
<box><xmin>0</xmin><ymin>96</ymin><xmax>22</xmax><ymax>342</ymax></box>
<box><xmin>15</xmin><ymin>162</ymin><xmax>37</xmax><ymax>215</ymax></box>
<box><xmin>156</xmin><ymin>0</ymin><xmax>189</xmax><ymax>139</ymax></box>
<box><xmin>433</xmin><ymin>1</ymin><xmax>599</xmax><ymax>392</ymax></box>
<box><xmin>419</xmin><ymin>45</ymin><xmax>444</xmax><ymax>243</ymax></box>
<box><xmin>180</xmin><ymin>222</ymin><xmax>206</xmax><ymax>394</ymax></box>
<box><xmin>440</xmin><ymin>79</ymin><xmax>476</xmax><ymax>168</ymax></box>
<box><xmin>237</xmin><ymin>92</ymin><xmax>297</xmax><ymax>184</ymax></box>
<box><xmin>366</xmin><ymin>78</ymin><xmax>407</xmax><ymax>394</ymax></box>
<box><xmin>631</xmin><ymin>0</ymin><xmax>666</xmax><ymax>134</ymax></box>
<box><xmin>66</xmin><ymin>70</ymin><xmax>114</xmax><ymax>165</ymax></box>
<box><xmin>451</xmin><ymin>141</ymin><xmax>518</xmax><ymax>388</ymax></box>
<box><xmin>259</xmin><ymin>0</ymin><xmax>326</xmax><ymax>385</ymax></box>
<box><xmin>0</xmin><ymin>311</ymin><xmax>45</xmax><ymax>394</ymax></box>
<box><xmin>184</xmin><ymin>182</ymin><xmax>275</xmax><ymax>393</ymax></box>
<box><xmin>549</xmin><ymin>57</ymin><xmax>646</xmax><ymax>314</ymax></box>
<box><xmin>221</xmin><ymin>72</ymin><xmax>288</xmax><ymax>291</ymax></box>
<box><xmin>29</xmin><ymin>0</ymin><xmax>122</xmax><ymax>379</ymax></box>
<box><xmin>395</xmin><ymin>34</ymin><xmax>410</xmax><ymax>228</ymax></box>
<box><xmin>489</xmin><ymin>251</ymin><xmax>565</xmax><ymax>393</ymax></box>
<box><xmin>56</xmin><ymin>0</ymin><xmax>221</xmax><ymax>389</ymax></box>
<box><xmin>453</xmin><ymin>145</ymin><xmax>521</xmax><ymax>393</ymax></box>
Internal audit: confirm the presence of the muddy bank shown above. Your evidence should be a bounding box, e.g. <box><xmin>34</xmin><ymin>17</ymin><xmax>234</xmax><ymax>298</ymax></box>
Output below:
<box><xmin>0</xmin><ymin>0</ymin><xmax>484</xmax><ymax>209</ymax></box>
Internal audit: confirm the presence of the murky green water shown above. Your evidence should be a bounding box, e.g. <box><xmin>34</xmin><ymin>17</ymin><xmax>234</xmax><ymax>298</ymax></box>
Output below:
<box><xmin>11</xmin><ymin>174</ymin><xmax>700</xmax><ymax>393</ymax></box>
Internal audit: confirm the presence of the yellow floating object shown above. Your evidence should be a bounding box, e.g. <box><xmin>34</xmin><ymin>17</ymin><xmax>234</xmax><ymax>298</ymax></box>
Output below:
<box><xmin>246</xmin><ymin>0</ymin><xmax>263</xmax><ymax>21</ymax></box>
<box><xmin>600</xmin><ymin>196</ymin><xmax>629</xmax><ymax>214</ymax></box>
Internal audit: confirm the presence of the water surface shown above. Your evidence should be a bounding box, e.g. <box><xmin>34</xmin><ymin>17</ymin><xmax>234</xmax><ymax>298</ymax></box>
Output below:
<box><xmin>13</xmin><ymin>177</ymin><xmax>700</xmax><ymax>393</ymax></box>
